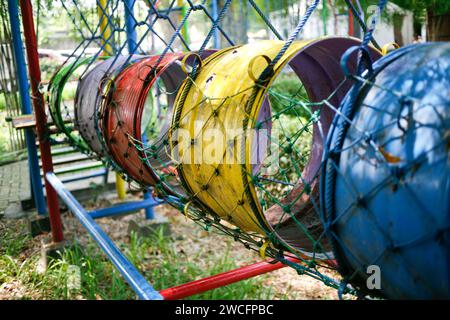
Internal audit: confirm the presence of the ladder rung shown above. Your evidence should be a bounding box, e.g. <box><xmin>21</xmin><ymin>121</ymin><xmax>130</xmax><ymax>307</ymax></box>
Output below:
<box><xmin>39</xmin><ymin>153</ymin><xmax>94</xmax><ymax>166</ymax></box>
<box><xmin>42</xmin><ymin>162</ymin><xmax>104</xmax><ymax>175</ymax></box>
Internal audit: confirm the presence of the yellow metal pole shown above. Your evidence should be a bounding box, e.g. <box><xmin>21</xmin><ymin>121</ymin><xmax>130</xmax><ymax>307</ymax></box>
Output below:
<box><xmin>97</xmin><ymin>0</ymin><xmax>113</xmax><ymax>56</ymax></box>
<box><xmin>115</xmin><ymin>173</ymin><xmax>127</xmax><ymax>200</ymax></box>
<box><xmin>177</xmin><ymin>0</ymin><xmax>190</xmax><ymax>45</ymax></box>
<box><xmin>97</xmin><ymin>0</ymin><xmax>126</xmax><ymax>200</ymax></box>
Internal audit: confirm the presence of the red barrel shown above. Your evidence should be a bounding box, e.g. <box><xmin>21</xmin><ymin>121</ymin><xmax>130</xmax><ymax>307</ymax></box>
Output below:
<box><xmin>102</xmin><ymin>51</ymin><xmax>215</xmax><ymax>189</ymax></box>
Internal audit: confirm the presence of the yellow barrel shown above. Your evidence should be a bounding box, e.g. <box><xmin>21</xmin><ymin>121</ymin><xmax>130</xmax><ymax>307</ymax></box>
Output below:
<box><xmin>170</xmin><ymin>38</ymin><xmax>381</xmax><ymax>254</ymax></box>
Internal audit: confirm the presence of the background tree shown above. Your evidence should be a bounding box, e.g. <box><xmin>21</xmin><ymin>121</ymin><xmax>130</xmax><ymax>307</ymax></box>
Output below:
<box><xmin>331</xmin><ymin>0</ymin><xmax>450</xmax><ymax>41</ymax></box>
<box><xmin>391</xmin><ymin>0</ymin><xmax>450</xmax><ymax>41</ymax></box>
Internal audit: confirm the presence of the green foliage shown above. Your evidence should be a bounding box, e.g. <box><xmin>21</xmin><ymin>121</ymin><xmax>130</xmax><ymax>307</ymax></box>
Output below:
<box><xmin>268</xmin><ymin>72</ymin><xmax>309</xmax><ymax>118</ymax></box>
<box><xmin>61</xmin><ymin>82</ymin><xmax>78</xmax><ymax>101</ymax></box>
<box><xmin>0</xmin><ymin>94</ymin><xmax>6</xmax><ymax>111</ymax></box>
<box><xmin>331</xmin><ymin>0</ymin><xmax>449</xmax><ymax>25</ymax></box>
<box><xmin>391</xmin><ymin>0</ymin><xmax>450</xmax><ymax>23</ymax></box>
<box><xmin>35</xmin><ymin>0</ymin><xmax>97</xmax><ymax>47</ymax></box>
<box><xmin>392</xmin><ymin>0</ymin><xmax>450</xmax><ymax>14</ymax></box>
<box><xmin>39</xmin><ymin>58</ymin><xmax>62</xmax><ymax>82</ymax></box>
<box><xmin>0</xmin><ymin>149</ymin><xmax>27</xmax><ymax>165</ymax></box>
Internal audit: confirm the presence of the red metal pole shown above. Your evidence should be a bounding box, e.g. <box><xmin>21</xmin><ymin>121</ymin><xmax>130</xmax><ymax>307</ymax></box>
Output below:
<box><xmin>348</xmin><ymin>3</ymin><xmax>355</xmax><ymax>36</ymax></box>
<box><xmin>20</xmin><ymin>0</ymin><xmax>64</xmax><ymax>243</ymax></box>
<box><xmin>159</xmin><ymin>257</ymin><xmax>300</xmax><ymax>300</ymax></box>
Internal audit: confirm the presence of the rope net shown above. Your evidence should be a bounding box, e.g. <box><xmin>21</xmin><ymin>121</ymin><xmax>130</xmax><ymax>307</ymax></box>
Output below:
<box><xmin>37</xmin><ymin>0</ymin><xmax>444</xmax><ymax>299</ymax></box>
<box><xmin>321</xmin><ymin>42</ymin><xmax>450</xmax><ymax>299</ymax></box>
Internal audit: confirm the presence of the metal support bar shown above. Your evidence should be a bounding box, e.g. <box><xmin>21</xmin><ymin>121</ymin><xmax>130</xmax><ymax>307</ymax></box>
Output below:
<box><xmin>89</xmin><ymin>197</ymin><xmax>162</xmax><ymax>219</ymax></box>
<box><xmin>348</xmin><ymin>6</ymin><xmax>354</xmax><ymax>37</ymax></box>
<box><xmin>160</xmin><ymin>257</ymin><xmax>299</xmax><ymax>300</ymax></box>
<box><xmin>46</xmin><ymin>172</ymin><xmax>301</xmax><ymax>300</ymax></box>
<box><xmin>96</xmin><ymin>0</ymin><xmax>125</xmax><ymax>200</ymax></box>
<box><xmin>59</xmin><ymin>169</ymin><xmax>109</xmax><ymax>184</ymax></box>
<box><xmin>46</xmin><ymin>172</ymin><xmax>163</xmax><ymax>300</ymax></box>
<box><xmin>124</xmin><ymin>0</ymin><xmax>138</xmax><ymax>53</ymax></box>
<box><xmin>140</xmin><ymin>134</ymin><xmax>155</xmax><ymax>220</ymax></box>
<box><xmin>211</xmin><ymin>0</ymin><xmax>220</xmax><ymax>48</ymax></box>
<box><xmin>177</xmin><ymin>0</ymin><xmax>190</xmax><ymax>45</ymax></box>
<box><xmin>97</xmin><ymin>0</ymin><xmax>114</xmax><ymax>55</ymax></box>
<box><xmin>7</xmin><ymin>0</ymin><xmax>47</xmax><ymax>216</ymax></box>
<box><xmin>143</xmin><ymin>190</ymin><xmax>155</xmax><ymax>220</ymax></box>
<box><xmin>19</xmin><ymin>0</ymin><xmax>64</xmax><ymax>242</ymax></box>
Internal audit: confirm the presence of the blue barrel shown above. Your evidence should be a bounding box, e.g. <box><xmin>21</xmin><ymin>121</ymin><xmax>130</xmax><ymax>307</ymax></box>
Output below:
<box><xmin>321</xmin><ymin>43</ymin><xmax>450</xmax><ymax>299</ymax></box>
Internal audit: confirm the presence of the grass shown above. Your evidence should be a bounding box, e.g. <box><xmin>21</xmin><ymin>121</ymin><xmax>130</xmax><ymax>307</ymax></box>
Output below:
<box><xmin>0</xmin><ymin>94</ymin><xmax>7</xmax><ymax>111</ymax></box>
<box><xmin>0</xmin><ymin>149</ymin><xmax>27</xmax><ymax>165</ymax></box>
<box><xmin>61</xmin><ymin>82</ymin><xmax>78</xmax><ymax>101</ymax></box>
<box><xmin>126</xmin><ymin>228</ymin><xmax>277</xmax><ymax>300</ymax></box>
<box><xmin>0</xmin><ymin>220</ymin><xmax>279</xmax><ymax>300</ymax></box>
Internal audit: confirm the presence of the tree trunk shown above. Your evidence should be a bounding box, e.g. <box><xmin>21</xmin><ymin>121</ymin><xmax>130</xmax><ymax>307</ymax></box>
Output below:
<box><xmin>393</xmin><ymin>13</ymin><xmax>404</xmax><ymax>46</ymax></box>
<box><xmin>427</xmin><ymin>9</ymin><xmax>450</xmax><ymax>41</ymax></box>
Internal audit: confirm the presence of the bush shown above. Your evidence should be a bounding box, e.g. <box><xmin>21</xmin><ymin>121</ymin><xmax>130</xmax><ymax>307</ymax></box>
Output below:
<box><xmin>269</xmin><ymin>72</ymin><xmax>310</xmax><ymax>119</ymax></box>
<box><xmin>40</xmin><ymin>57</ymin><xmax>62</xmax><ymax>82</ymax></box>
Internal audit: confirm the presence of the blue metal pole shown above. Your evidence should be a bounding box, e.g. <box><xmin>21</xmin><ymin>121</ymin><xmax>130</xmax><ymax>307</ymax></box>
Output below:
<box><xmin>212</xmin><ymin>0</ymin><xmax>220</xmax><ymax>48</ymax></box>
<box><xmin>89</xmin><ymin>197</ymin><xmax>162</xmax><ymax>219</ymax></box>
<box><xmin>124</xmin><ymin>0</ymin><xmax>138</xmax><ymax>54</ymax></box>
<box><xmin>7</xmin><ymin>0</ymin><xmax>47</xmax><ymax>216</ymax></box>
<box><xmin>141</xmin><ymin>133</ymin><xmax>154</xmax><ymax>220</ymax></box>
<box><xmin>46</xmin><ymin>172</ymin><xmax>163</xmax><ymax>300</ymax></box>
<box><xmin>61</xmin><ymin>168</ymin><xmax>108</xmax><ymax>184</ymax></box>
<box><xmin>143</xmin><ymin>190</ymin><xmax>155</xmax><ymax>220</ymax></box>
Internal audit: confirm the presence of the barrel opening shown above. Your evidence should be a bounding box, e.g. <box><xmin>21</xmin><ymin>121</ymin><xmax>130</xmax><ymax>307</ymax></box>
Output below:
<box><xmin>255</xmin><ymin>38</ymin><xmax>380</xmax><ymax>255</ymax></box>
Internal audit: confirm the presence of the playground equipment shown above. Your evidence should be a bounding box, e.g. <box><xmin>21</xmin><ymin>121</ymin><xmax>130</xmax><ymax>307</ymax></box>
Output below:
<box><xmin>170</xmin><ymin>38</ymin><xmax>380</xmax><ymax>256</ymax></box>
<box><xmin>76</xmin><ymin>55</ymin><xmax>141</xmax><ymax>158</ymax></box>
<box><xmin>321</xmin><ymin>42</ymin><xmax>450</xmax><ymax>299</ymax></box>
<box><xmin>5</xmin><ymin>0</ymin><xmax>448</xmax><ymax>300</ymax></box>
<box><xmin>102</xmin><ymin>50</ymin><xmax>215</xmax><ymax>189</ymax></box>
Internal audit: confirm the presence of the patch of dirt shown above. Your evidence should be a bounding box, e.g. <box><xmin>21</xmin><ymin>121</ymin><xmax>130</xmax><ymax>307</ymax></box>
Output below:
<box><xmin>0</xmin><ymin>280</ymin><xmax>31</xmax><ymax>299</ymax></box>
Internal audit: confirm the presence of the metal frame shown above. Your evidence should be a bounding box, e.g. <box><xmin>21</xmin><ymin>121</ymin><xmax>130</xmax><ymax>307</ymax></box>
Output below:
<box><xmin>8</xmin><ymin>0</ymin><xmax>298</xmax><ymax>300</ymax></box>
<box><xmin>7</xmin><ymin>0</ymin><xmax>111</xmax><ymax>214</ymax></box>
<box><xmin>8</xmin><ymin>0</ymin><xmax>156</xmax><ymax>223</ymax></box>
<box><xmin>19</xmin><ymin>0</ymin><xmax>64</xmax><ymax>242</ymax></box>
<box><xmin>50</xmin><ymin>172</ymin><xmax>295</xmax><ymax>300</ymax></box>
<box><xmin>7</xmin><ymin>0</ymin><xmax>46</xmax><ymax>216</ymax></box>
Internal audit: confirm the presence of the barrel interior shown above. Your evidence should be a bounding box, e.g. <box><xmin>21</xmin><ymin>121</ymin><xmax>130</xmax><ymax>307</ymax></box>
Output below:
<box><xmin>256</xmin><ymin>38</ymin><xmax>381</xmax><ymax>255</ymax></box>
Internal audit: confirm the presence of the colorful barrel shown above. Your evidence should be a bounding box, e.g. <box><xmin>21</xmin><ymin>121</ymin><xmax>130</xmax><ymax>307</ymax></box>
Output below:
<box><xmin>102</xmin><ymin>51</ymin><xmax>216</xmax><ymax>191</ymax></box>
<box><xmin>75</xmin><ymin>55</ymin><xmax>141</xmax><ymax>157</ymax></box>
<box><xmin>47</xmin><ymin>56</ymin><xmax>95</xmax><ymax>153</ymax></box>
<box><xmin>321</xmin><ymin>42</ymin><xmax>450</xmax><ymax>299</ymax></box>
<box><xmin>170</xmin><ymin>37</ymin><xmax>380</xmax><ymax>255</ymax></box>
